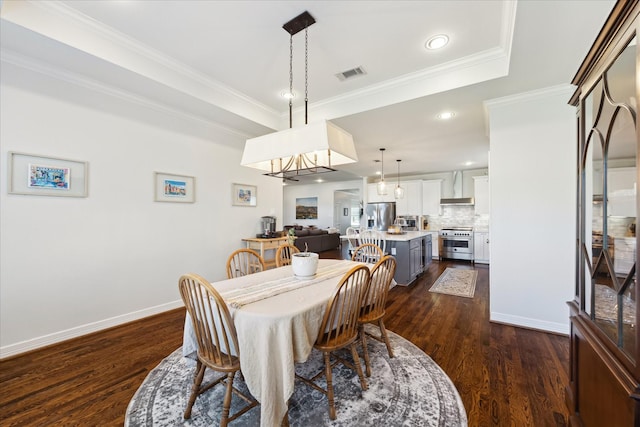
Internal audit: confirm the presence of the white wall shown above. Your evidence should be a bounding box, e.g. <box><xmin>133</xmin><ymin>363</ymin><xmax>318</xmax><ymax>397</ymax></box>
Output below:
<box><xmin>486</xmin><ymin>85</ymin><xmax>576</xmax><ymax>334</ymax></box>
<box><xmin>283</xmin><ymin>180</ymin><xmax>362</xmax><ymax>229</ymax></box>
<box><xmin>0</xmin><ymin>63</ymin><xmax>282</xmax><ymax>357</ymax></box>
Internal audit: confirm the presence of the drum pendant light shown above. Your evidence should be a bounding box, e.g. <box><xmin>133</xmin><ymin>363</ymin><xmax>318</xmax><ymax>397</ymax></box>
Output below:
<box><xmin>241</xmin><ymin>11</ymin><xmax>358</xmax><ymax>181</ymax></box>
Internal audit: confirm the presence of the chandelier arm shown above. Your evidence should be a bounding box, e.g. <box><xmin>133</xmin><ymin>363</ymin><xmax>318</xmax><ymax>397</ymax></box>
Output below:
<box><xmin>299</xmin><ymin>153</ymin><xmax>318</xmax><ymax>170</ymax></box>
<box><xmin>272</xmin><ymin>156</ymin><xmax>297</xmax><ymax>174</ymax></box>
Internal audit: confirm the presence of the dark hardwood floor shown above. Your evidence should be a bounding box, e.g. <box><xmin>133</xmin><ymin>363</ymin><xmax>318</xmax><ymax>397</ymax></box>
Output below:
<box><xmin>0</xmin><ymin>250</ymin><xmax>569</xmax><ymax>426</ymax></box>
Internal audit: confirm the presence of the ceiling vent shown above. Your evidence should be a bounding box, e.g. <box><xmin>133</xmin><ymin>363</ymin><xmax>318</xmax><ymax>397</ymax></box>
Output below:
<box><xmin>336</xmin><ymin>66</ymin><xmax>366</xmax><ymax>81</ymax></box>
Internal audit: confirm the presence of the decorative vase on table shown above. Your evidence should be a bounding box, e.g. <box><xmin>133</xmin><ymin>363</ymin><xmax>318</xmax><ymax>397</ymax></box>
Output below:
<box><xmin>291</xmin><ymin>252</ymin><xmax>319</xmax><ymax>278</ymax></box>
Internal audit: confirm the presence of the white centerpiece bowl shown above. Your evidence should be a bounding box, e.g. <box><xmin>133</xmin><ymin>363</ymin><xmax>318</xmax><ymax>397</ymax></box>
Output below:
<box><xmin>291</xmin><ymin>252</ymin><xmax>319</xmax><ymax>278</ymax></box>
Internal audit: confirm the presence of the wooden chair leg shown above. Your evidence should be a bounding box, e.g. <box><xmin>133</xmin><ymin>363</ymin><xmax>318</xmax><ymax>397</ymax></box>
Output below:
<box><xmin>184</xmin><ymin>361</ymin><xmax>206</xmax><ymax>419</ymax></box>
<box><xmin>359</xmin><ymin>324</ymin><xmax>372</xmax><ymax>377</ymax></box>
<box><xmin>378</xmin><ymin>319</ymin><xmax>394</xmax><ymax>358</ymax></box>
<box><xmin>350</xmin><ymin>342</ymin><xmax>368</xmax><ymax>391</ymax></box>
<box><xmin>324</xmin><ymin>352</ymin><xmax>337</xmax><ymax>420</ymax></box>
<box><xmin>220</xmin><ymin>371</ymin><xmax>235</xmax><ymax>427</ymax></box>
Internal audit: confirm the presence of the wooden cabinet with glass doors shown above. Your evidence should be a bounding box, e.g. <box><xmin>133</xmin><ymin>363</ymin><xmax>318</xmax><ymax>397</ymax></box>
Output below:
<box><xmin>569</xmin><ymin>1</ymin><xmax>639</xmax><ymax>426</ymax></box>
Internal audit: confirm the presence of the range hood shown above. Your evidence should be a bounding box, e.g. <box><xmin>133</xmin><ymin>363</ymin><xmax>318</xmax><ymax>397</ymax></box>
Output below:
<box><xmin>440</xmin><ymin>171</ymin><xmax>475</xmax><ymax>205</ymax></box>
<box><xmin>440</xmin><ymin>197</ymin><xmax>475</xmax><ymax>205</ymax></box>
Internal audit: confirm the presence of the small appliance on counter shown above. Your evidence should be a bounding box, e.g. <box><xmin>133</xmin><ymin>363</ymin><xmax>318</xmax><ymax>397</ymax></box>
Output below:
<box><xmin>420</xmin><ymin>216</ymin><xmax>429</xmax><ymax>231</ymax></box>
<box><xmin>257</xmin><ymin>216</ymin><xmax>277</xmax><ymax>238</ymax></box>
<box><xmin>396</xmin><ymin>215</ymin><xmax>419</xmax><ymax>231</ymax></box>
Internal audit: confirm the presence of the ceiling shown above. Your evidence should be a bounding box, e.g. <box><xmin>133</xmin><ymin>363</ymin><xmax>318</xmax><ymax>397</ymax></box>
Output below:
<box><xmin>0</xmin><ymin>0</ymin><xmax>616</xmax><ymax>184</ymax></box>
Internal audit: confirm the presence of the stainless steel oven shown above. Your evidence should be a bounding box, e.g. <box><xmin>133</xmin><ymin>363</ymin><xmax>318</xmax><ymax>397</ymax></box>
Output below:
<box><xmin>439</xmin><ymin>227</ymin><xmax>474</xmax><ymax>261</ymax></box>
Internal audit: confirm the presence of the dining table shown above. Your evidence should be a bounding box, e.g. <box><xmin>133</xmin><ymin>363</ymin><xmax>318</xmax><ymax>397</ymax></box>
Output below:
<box><xmin>182</xmin><ymin>258</ymin><xmax>366</xmax><ymax>427</ymax></box>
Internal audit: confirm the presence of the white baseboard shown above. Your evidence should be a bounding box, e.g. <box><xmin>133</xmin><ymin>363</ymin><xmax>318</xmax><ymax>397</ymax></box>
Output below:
<box><xmin>0</xmin><ymin>300</ymin><xmax>184</xmax><ymax>359</ymax></box>
<box><xmin>490</xmin><ymin>311</ymin><xmax>569</xmax><ymax>335</ymax></box>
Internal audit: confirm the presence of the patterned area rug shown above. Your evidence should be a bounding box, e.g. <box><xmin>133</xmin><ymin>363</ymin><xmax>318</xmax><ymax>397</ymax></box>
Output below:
<box><xmin>125</xmin><ymin>325</ymin><xmax>467</xmax><ymax>426</ymax></box>
<box><xmin>429</xmin><ymin>268</ymin><xmax>478</xmax><ymax>298</ymax></box>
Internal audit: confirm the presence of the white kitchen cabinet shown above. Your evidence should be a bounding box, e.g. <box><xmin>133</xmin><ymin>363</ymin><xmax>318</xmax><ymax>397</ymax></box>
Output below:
<box><xmin>428</xmin><ymin>231</ymin><xmax>439</xmax><ymax>258</ymax></box>
<box><xmin>367</xmin><ymin>183</ymin><xmax>395</xmax><ymax>203</ymax></box>
<box><xmin>473</xmin><ymin>176</ymin><xmax>490</xmax><ymax>215</ymax></box>
<box><xmin>422</xmin><ymin>179</ymin><xmax>442</xmax><ymax>215</ymax></box>
<box><xmin>474</xmin><ymin>231</ymin><xmax>490</xmax><ymax>264</ymax></box>
<box><xmin>396</xmin><ymin>180</ymin><xmax>423</xmax><ymax>215</ymax></box>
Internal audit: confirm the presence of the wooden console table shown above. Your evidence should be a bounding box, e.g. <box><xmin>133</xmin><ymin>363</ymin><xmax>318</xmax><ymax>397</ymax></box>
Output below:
<box><xmin>242</xmin><ymin>236</ymin><xmax>288</xmax><ymax>269</ymax></box>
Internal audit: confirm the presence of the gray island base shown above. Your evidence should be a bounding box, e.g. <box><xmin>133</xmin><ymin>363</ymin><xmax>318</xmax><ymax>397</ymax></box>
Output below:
<box><xmin>340</xmin><ymin>231</ymin><xmax>432</xmax><ymax>286</ymax></box>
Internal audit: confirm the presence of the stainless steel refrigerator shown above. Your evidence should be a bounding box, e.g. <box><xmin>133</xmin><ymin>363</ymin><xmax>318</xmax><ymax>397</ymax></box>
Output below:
<box><xmin>365</xmin><ymin>202</ymin><xmax>396</xmax><ymax>231</ymax></box>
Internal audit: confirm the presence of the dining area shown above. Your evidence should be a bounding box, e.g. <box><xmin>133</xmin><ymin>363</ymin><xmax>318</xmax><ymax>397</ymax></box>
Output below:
<box><xmin>180</xmin><ymin>245</ymin><xmax>399</xmax><ymax>426</ymax></box>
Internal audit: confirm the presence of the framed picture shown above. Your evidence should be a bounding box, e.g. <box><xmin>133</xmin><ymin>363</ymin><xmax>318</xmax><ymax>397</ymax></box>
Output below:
<box><xmin>296</xmin><ymin>197</ymin><xmax>318</xmax><ymax>219</ymax></box>
<box><xmin>232</xmin><ymin>183</ymin><xmax>257</xmax><ymax>206</ymax></box>
<box><xmin>8</xmin><ymin>151</ymin><xmax>88</xmax><ymax>197</ymax></box>
<box><xmin>154</xmin><ymin>172</ymin><xmax>195</xmax><ymax>203</ymax></box>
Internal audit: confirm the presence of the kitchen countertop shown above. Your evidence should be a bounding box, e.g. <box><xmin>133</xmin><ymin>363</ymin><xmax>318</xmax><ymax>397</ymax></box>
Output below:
<box><xmin>340</xmin><ymin>230</ymin><xmax>431</xmax><ymax>242</ymax></box>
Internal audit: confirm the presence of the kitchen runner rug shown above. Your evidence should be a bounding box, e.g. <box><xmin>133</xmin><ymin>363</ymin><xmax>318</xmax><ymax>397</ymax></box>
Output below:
<box><xmin>125</xmin><ymin>325</ymin><xmax>468</xmax><ymax>427</ymax></box>
<box><xmin>429</xmin><ymin>268</ymin><xmax>478</xmax><ymax>298</ymax></box>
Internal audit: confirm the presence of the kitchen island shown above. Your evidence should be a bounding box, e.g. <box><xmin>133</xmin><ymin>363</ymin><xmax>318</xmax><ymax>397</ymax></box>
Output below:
<box><xmin>340</xmin><ymin>230</ymin><xmax>432</xmax><ymax>285</ymax></box>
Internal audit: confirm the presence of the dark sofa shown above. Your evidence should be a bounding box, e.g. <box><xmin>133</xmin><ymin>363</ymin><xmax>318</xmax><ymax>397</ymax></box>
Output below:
<box><xmin>283</xmin><ymin>226</ymin><xmax>340</xmax><ymax>253</ymax></box>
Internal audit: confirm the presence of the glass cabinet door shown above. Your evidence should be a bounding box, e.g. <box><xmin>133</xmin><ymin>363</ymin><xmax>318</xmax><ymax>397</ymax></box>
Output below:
<box><xmin>581</xmin><ymin>36</ymin><xmax>637</xmax><ymax>359</ymax></box>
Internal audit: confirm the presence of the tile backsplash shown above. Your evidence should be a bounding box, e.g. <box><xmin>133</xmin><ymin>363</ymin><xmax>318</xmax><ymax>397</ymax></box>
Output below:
<box><xmin>425</xmin><ymin>205</ymin><xmax>490</xmax><ymax>232</ymax></box>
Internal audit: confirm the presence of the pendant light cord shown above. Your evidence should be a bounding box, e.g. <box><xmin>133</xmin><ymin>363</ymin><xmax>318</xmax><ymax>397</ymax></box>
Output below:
<box><xmin>304</xmin><ymin>26</ymin><xmax>309</xmax><ymax>125</ymax></box>
<box><xmin>289</xmin><ymin>34</ymin><xmax>293</xmax><ymax>129</ymax></box>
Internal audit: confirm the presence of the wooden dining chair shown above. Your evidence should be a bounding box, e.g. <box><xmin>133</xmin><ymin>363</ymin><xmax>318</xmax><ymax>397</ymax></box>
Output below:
<box><xmin>178</xmin><ymin>274</ymin><xmax>258</xmax><ymax>426</ymax></box>
<box><xmin>295</xmin><ymin>265</ymin><xmax>370</xmax><ymax>420</ymax></box>
<box><xmin>358</xmin><ymin>255</ymin><xmax>397</xmax><ymax>377</ymax></box>
<box><xmin>226</xmin><ymin>249</ymin><xmax>265</xmax><ymax>279</ymax></box>
<box><xmin>275</xmin><ymin>244</ymin><xmax>300</xmax><ymax>267</ymax></box>
<box><xmin>351</xmin><ymin>243</ymin><xmax>384</xmax><ymax>264</ymax></box>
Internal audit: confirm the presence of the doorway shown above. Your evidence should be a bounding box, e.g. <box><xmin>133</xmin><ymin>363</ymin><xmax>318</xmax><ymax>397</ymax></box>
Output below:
<box><xmin>334</xmin><ymin>189</ymin><xmax>361</xmax><ymax>236</ymax></box>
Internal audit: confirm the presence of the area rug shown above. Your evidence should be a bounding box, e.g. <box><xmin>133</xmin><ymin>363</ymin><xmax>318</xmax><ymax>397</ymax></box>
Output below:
<box><xmin>125</xmin><ymin>325</ymin><xmax>467</xmax><ymax>426</ymax></box>
<box><xmin>429</xmin><ymin>268</ymin><xmax>478</xmax><ymax>298</ymax></box>
<box><xmin>595</xmin><ymin>284</ymin><xmax>636</xmax><ymax>324</ymax></box>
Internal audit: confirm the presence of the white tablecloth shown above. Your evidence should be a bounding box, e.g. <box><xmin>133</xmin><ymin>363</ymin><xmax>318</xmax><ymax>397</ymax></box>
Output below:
<box><xmin>182</xmin><ymin>259</ymin><xmax>361</xmax><ymax>427</ymax></box>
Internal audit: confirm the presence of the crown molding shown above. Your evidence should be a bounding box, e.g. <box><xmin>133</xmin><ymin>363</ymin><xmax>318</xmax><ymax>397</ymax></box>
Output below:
<box><xmin>4</xmin><ymin>0</ymin><xmax>281</xmax><ymax>130</ymax></box>
<box><xmin>484</xmin><ymin>83</ymin><xmax>575</xmax><ymax>109</ymax></box>
<box><xmin>1</xmin><ymin>48</ymin><xmax>256</xmax><ymax>140</ymax></box>
<box><xmin>293</xmin><ymin>1</ymin><xmax>518</xmax><ymax>122</ymax></box>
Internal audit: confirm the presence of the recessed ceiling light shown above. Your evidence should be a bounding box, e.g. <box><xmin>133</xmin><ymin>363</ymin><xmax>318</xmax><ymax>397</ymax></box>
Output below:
<box><xmin>425</xmin><ymin>34</ymin><xmax>449</xmax><ymax>50</ymax></box>
<box><xmin>437</xmin><ymin>111</ymin><xmax>456</xmax><ymax>120</ymax></box>
<box><xmin>316</xmin><ymin>178</ymin><xmax>324</xmax><ymax>183</ymax></box>
<box><xmin>464</xmin><ymin>161</ymin><xmax>474</xmax><ymax>166</ymax></box>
